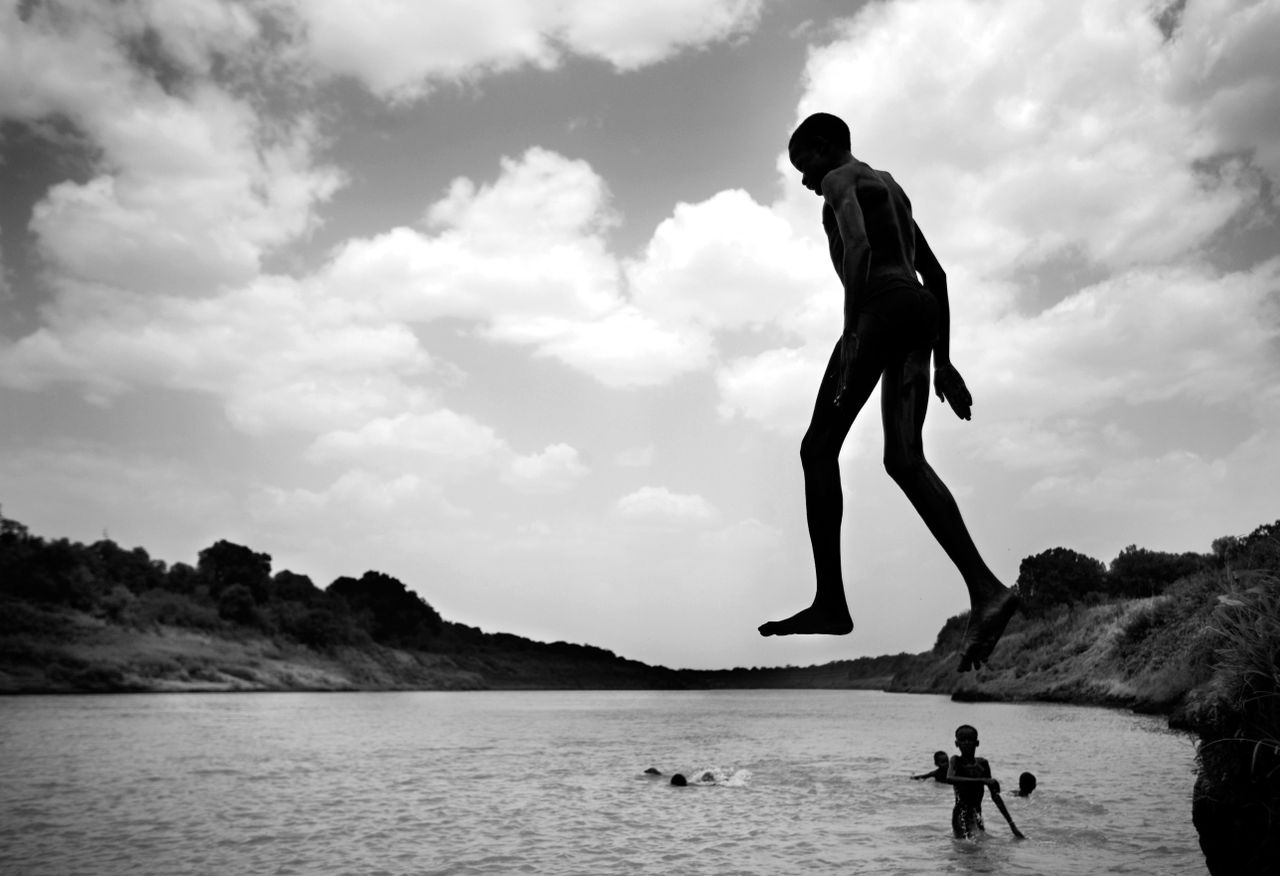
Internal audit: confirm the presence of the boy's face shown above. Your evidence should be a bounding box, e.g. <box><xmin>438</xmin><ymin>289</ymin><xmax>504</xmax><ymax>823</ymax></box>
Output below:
<box><xmin>934</xmin><ymin>753</ymin><xmax>949</xmax><ymax>768</ymax></box>
<box><xmin>955</xmin><ymin>731</ymin><xmax>979</xmax><ymax>756</ymax></box>
<box><xmin>789</xmin><ymin>142</ymin><xmax>839</xmax><ymax>195</ymax></box>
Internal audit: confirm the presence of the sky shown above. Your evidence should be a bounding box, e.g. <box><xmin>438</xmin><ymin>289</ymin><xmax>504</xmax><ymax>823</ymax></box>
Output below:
<box><xmin>1</xmin><ymin>0</ymin><xmax>1278</xmax><ymax>670</ymax></box>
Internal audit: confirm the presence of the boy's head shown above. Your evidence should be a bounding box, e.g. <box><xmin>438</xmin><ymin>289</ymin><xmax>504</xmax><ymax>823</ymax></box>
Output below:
<box><xmin>1019</xmin><ymin>771</ymin><xmax>1036</xmax><ymax>795</ymax></box>
<box><xmin>954</xmin><ymin>724</ymin><xmax>980</xmax><ymax>754</ymax></box>
<box><xmin>933</xmin><ymin>750</ymin><xmax>949</xmax><ymax>768</ymax></box>
<box><xmin>788</xmin><ymin>112</ymin><xmax>852</xmax><ymax>195</ymax></box>
<box><xmin>788</xmin><ymin>112</ymin><xmax>851</xmax><ymax>155</ymax></box>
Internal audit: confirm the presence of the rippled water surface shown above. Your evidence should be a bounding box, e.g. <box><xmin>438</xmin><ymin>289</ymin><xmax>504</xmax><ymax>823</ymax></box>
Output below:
<box><xmin>0</xmin><ymin>690</ymin><xmax>1202</xmax><ymax>874</ymax></box>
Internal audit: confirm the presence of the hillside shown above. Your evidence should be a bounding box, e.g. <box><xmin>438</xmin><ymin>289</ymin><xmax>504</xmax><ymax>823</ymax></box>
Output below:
<box><xmin>1</xmin><ymin>512</ymin><xmax>1274</xmax><ymax>711</ymax></box>
<box><xmin>888</xmin><ymin>572</ymin><xmax>1223</xmax><ymax>713</ymax></box>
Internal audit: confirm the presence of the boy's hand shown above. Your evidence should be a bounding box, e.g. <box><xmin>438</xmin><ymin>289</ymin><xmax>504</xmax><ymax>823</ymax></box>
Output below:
<box><xmin>934</xmin><ymin>363</ymin><xmax>972</xmax><ymax>420</ymax></box>
<box><xmin>834</xmin><ymin>331</ymin><xmax>859</xmax><ymax>405</ymax></box>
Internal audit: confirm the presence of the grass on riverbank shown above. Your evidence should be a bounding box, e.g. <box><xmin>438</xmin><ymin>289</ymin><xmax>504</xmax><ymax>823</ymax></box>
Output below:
<box><xmin>887</xmin><ymin>571</ymin><xmax>1224</xmax><ymax>713</ymax></box>
<box><xmin>1187</xmin><ymin>572</ymin><xmax>1280</xmax><ymax>875</ymax></box>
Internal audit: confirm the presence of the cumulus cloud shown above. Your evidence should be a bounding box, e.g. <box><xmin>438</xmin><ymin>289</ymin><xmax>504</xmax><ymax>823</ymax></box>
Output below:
<box><xmin>716</xmin><ymin>346</ymin><xmax>827</xmax><ymax>434</ymax></box>
<box><xmin>321</xmin><ymin>147</ymin><xmax>623</xmax><ymax>328</ymax></box>
<box><xmin>1166</xmin><ymin>0</ymin><xmax>1280</xmax><ymax>185</ymax></box>
<box><xmin>318</xmin><ymin>147</ymin><xmax>714</xmax><ymax>387</ymax></box>
<box><xmin>627</xmin><ymin>189</ymin><xmax>827</xmax><ymax>333</ymax></box>
<box><xmin>307</xmin><ymin>409</ymin><xmax>508</xmax><ymax>470</ymax></box>
<box><xmin>503</xmin><ymin>443</ymin><xmax>590</xmax><ymax>493</ymax></box>
<box><xmin>0</xmin><ymin>277</ymin><xmax>434</xmax><ymax>431</ymax></box>
<box><xmin>2</xmin><ymin>1</ymin><xmax>342</xmax><ymax>297</ymax></box>
<box><xmin>248</xmin><ymin>468</ymin><xmax>469</xmax><ymax>525</ymax></box>
<box><xmin>292</xmin><ymin>0</ymin><xmax>766</xmax><ymax>100</ymax></box>
<box><xmin>966</xmin><ymin>260</ymin><xmax>1280</xmax><ymax>417</ymax></box>
<box><xmin>305</xmin><ymin>413</ymin><xmax>592</xmax><ymax>497</ymax></box>
<box><xmin>557</xmin><ymin>0</ymin><xmax>765</xmax><ymax>71</ymax></box>
<box><xmin>615</xmin><ymin>485</ymin><xmax>717</xmax><ymax>523</ymax></box>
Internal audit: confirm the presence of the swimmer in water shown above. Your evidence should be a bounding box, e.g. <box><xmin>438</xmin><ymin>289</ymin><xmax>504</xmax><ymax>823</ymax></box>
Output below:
<box><xmin>1014</xmin><ymin>771</ymin><xmax>1036</xmax><ymax>797</ymax></box>
<box><xmin>912</xmin><ymin>750</ymin><xmax>950</xmax><ymax>782</ymax></box>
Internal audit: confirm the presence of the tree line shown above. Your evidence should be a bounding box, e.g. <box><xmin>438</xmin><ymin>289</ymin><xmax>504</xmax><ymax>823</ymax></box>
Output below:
<box><xmin>1013</xmin><ymin>520</ymin><xmax>1279</xmax><ymax>616</ymax></box>
<box><xmin>2</xmin><ymin>509</ymin><xmax>1276</xmax><ymax>657</ymax></box>
<box><xmin>0</xmin><ymin>514</ymin><xmax>448</xmax><ymax>651</ymax></box>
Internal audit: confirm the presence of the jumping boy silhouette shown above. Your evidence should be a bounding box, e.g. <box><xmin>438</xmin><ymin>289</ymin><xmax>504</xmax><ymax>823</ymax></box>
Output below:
<box><xmin>758</xmin><ymin>112</ymin><xmax>1020</xmax><ymax>672</ymax></box>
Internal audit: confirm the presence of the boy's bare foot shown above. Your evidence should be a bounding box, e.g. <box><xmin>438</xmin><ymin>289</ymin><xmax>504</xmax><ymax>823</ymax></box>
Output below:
<box><xmin>758</xmin><ymin>604</ymin><xmax>854</xmax><ymax>637</ymax></box>
<box><xmin>957</xmin><ymin>588</ymin><xmax>1020</xmax><ymax>671</ymax></box>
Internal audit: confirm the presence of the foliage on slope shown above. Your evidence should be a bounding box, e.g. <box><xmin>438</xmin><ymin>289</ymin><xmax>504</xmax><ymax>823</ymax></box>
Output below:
<box><xmin>1184</xmin><ymin>569</ymin><xmax>1280</xmax><ymax>876</ymax></box>
<box><xmin>885</xmin><ymin>572</ymin><xmax>1222</xmax><ymax>713</ymax></box>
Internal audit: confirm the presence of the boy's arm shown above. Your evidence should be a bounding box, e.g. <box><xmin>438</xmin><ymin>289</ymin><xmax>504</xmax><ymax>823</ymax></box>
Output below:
<box><xmin>822</xmin><ymin>171</ymin><xmax>871</xmax><ymax>335</ymax></box>
<box><xmin>916</xmin><ymin>221</ymin><xmax>972</xmax><ymax>420</ymax></box>
<box><xmin>979</xmin><ymin>758</ymin><xmax>1000</xmax><ymax>792</ymax></box>
<box><xmin>947</xmin><ymin>757</ymin><xmax>998</xmax><ymax>788</ymax></box>
<box><xmin>913</xmin><ymin>222</ymin><xmax>949</xmax><ymax>366</ymax></box>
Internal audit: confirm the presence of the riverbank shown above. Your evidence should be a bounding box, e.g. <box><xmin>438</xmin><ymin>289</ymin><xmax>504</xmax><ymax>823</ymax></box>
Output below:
<box><xmin>888</xmin><ymin>571</ymin><xmax>1224</xmax><ymax>718</ymax></box>
<box><xmin>0</xmin><ymin>567</ymin><xmax>1227</xmax><ymax>709</ymax></box>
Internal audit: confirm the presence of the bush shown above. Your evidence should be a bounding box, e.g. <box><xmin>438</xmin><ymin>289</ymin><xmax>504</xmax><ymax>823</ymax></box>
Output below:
<box><xmin>1016</xmin><ymin>547</ymin><xmax>1107</xmax><ymax>613</ymax></box>
<box><xmin>1192</xmin><ymin>574</ymin><xmax>1280</xmax><ymax>876</ymax></box>
<box><xmin>217</xmin><ymin>584</ymin><xmax>257</xmax><ymax>625</ymax></box>
<box><xmin>135</xmin><ymin>590</ymin><xmax>220</xmax><ymax>629</ymax></box>
<box><xmin>1109</xmin><ymin>545</ymin><xmax>1208</xmax><ymax>598</ymax></box>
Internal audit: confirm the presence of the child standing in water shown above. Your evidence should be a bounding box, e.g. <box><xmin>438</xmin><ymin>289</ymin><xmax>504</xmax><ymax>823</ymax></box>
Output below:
<box><xmin>946</xmin><ymin>724</ymin><xmax>1002</xmax><ymax>838</ymax></box>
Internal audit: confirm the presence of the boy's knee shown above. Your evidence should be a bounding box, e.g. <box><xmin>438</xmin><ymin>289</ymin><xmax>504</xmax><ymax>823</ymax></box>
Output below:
<box><xmin>800</xmin><ymin>432</ymin><xmax>836</xmax><ymax>468</ymax></box>
<box><xmin>883</xmin><ymin>452</ymin><xmax>921</xmax><ymax>483</ymax></box>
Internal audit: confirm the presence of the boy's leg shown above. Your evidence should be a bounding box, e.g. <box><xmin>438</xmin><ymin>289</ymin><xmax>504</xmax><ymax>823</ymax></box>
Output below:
<box><xmin>758</xmin><ymin>336</ymin><xmax>882</xmax><ymax>636</ymax></box>
<box><xmin>879</xmin><ymin>347</ymin><xmax>1019</xmax><ymax>670</ymax></box>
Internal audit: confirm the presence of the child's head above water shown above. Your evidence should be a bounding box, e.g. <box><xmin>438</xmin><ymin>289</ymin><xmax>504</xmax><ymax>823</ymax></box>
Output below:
<box><xmin>933</xmin><ymin>750</ymin><xmax>949</xmax><ymax>768</ymax></box>
<box><xmin>1018</xmin><ymin>771</ymin><xmax>1036</xmax><ymax>795</ymax></box>
<box><xmin>954</xmin><ymin>724</ymin><xmax>980</xmax><ymax>754</ymax></box>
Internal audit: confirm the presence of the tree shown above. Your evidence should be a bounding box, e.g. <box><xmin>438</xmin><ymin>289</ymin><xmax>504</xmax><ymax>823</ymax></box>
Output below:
<box><xmin>326</xmin><ymin>571</ymin><xmax>443</xmax><ymax>647</ymax></box>
<box><xmin>1212</xmin><ymin>536</ymin><xmax>1241</xmax><ymax>568</ymax></box>
<box><xmin>164</xmin><ymin>562</ymin><xmax>200</xmax><ymax>595</ymax></box>
<box><xmin>1230</xmin><ymin>520</ymin><xmax>1280</xmax><ymax>572</ymax></box>
<box><xmin>1016</xmin><ymin>547</ymin><xmax>1107</xmax><ymax>613</ymax></box>
<box><xmin>197</xmin><ymin>541</ymin><xmax>272</xmax><ymax>602</ymax></box>
<box><xmin>272</xmin><ymin>570</ymin><xmax>320</xmax><ymax>603</ymax></box>
<box><xmin>88</xmin><ymin>540</ymin><xmax>166</xmax><ymax>594</ymax></box>
<box><xmin>1108</xmin><ymin>545</ymin><xmax>1207</xmax><ymax>598</ymax></box>
<box><xmin>932</xmin><ymin>612</ymin><xmax>969</xmax><ymax>654</ymax></box>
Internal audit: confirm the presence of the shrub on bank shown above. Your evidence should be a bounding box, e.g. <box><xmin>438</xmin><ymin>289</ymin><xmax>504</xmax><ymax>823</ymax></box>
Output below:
<box><xmin>1189</xmin><ymin>572</ymin><xmax>1280</xmax><ymax>876</ymax></box>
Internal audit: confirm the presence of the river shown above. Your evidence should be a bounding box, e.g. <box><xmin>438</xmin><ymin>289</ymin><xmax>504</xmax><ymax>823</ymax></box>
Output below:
<box><xmin>0</xmin><ymin>690</ymin><xmax>1203</xmax><ymax>874</ymax></box>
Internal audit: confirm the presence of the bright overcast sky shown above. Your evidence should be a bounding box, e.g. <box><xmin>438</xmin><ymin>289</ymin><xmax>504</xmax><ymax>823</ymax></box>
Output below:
<box><xmin>2</xmin><ymin>0</ymin><xmax>1277</xmax><ymax>670</ymax></box>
